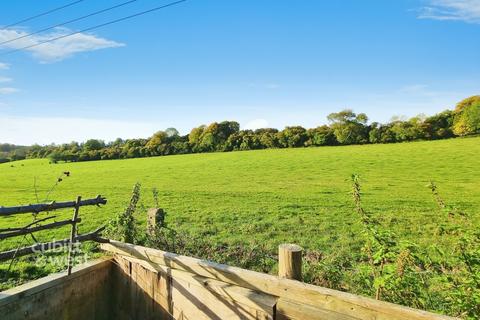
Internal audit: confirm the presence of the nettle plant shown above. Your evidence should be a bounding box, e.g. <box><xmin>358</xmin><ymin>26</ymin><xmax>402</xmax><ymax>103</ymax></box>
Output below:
<box><xmin>351</xmin><ymin>174</ymin><xmax>398</xmax><ymax>299</ymax></box>
<box><xmin>428</xmin><ymin>181</ymin><xmax>467</xmax><ymax>236</ymax></box>
<box><xmin>428</xmin><ymin>182</ymin><xmax>480</xmax><ymax>319</ymax></box>
<box><xmin>105</xmin><ymin>183</ymin><xmax>142</xmax><ymax>244</ymax></box>
<box><xmin>351</xmin><ymin>175</ymin><xmax>427</xmax><ymax>307</ymax></box>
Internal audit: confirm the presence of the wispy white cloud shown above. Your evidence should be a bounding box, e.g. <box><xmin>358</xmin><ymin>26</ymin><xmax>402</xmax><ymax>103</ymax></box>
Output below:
<box><xmin>0</xmin><ymin>76</ymin><xmax>12</xmax><ymax>83</ymax></box>
<box><xmin>418</xmin><ymin>0</ymin><xmax>480</xmax><ymax>23</ymax></box>
<box><xmin>0</xmin><ymin>62</ymin><xmax>9</xmax><ymax>69</ymax></box>
<box><xmin>0</xmin><ymin>27</ymin><xmax>124</xmax><ymax>62</ymax></box>
<box><xmin>0</xmin><ymin>87</ymin><xmax>18</xmax><ymax>94</ymax></box>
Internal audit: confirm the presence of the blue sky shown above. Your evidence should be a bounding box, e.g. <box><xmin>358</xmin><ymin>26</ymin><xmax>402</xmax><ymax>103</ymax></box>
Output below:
<box><xmin>0</xmin><ymin>0</ymin><xmax>479</xmax><ymax>145</ymax></box>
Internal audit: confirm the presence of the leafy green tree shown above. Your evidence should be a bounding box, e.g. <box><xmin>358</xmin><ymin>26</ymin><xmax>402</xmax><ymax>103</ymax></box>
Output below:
<box><xmin>15</xmin><ymin>97</ymin><xmax>480</xmax><ymax>164</ymax></box>
<box><xmin>255</xmin><ymin>128</ymin><xmax>280</xmax><ymax>149</ymax></box>
<box><xmin>225</xmin><ymin>131</ymin><xmax>243</xmax><ymax>151</ymax></box>
<box><xmin>423</xmin><ymin>110</ymin><xmax>454</xmax><ymax>139</ymax></box>
<box><xmin>196</xmin><ymin>121</ymin><xmax>240</xmax><ymax>152</ymax></box>
<box><xmin>48</xmin><ymin>151</ymin><xmax>63</xmax><ymax>163</ymax></box>
<box><xmin>146</xmin><ymin>131</ymin><xmax>169</xmax><ymax>155</ymax></box>
<box><xmin>188</xmin><ymin>125</ymin><xmax>206</xmax><ymax>152</ymax></box>
<box><xmin>305</xmin><ymin>125</ymin><xmax>337</xmax><ymax>146</ymax></box>
<box><xmin>389</xmin><ymin>118</ymin><xmax>424</xmax><ymax>142</ymax></box>
<box><xmin>110</xmin><ymin>138</ymin><xmax>125</xmax><ymax>147</ymax></box>
<box><xmin>369</xmin><ymin>123</ymin><xmax>396</xmax><ymax>144</ymax></box>
<box><xmin>83</xmin><ymin>139</ymin><xmax>105</xmax><ymax>151</ymax></box>
<box><xmin>327</xmin><ymin>110</ymin><xmax>369</xmax><ymax>144</ymax></box>
<box><xmin>453</xmin><ymin>96</ymin><xmax>480</xmax><ymax>136</ymax></box>
<box><xmin>277</xmin><ymin>126</ymin><xmax>307</xmax><ymax>148</ymax></box>
<box><xmin>165</xmin><ymin>127</ymin><xmax>179</xmax><ymax>138</ymax></box>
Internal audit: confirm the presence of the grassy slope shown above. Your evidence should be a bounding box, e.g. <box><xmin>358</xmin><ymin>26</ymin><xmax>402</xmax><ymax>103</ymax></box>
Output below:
<box><xmin>1</xmin><ymin>136</ymin><xmax>479</xmax><ymax>257</ymax></box>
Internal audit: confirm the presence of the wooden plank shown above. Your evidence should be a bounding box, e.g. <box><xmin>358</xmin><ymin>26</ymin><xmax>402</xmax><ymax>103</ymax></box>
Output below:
<box><xmin>171</xmin><ymin>275</ymin><xmax>273</xmax><ymax>320</ymax></box>
<box><xmin>276</xmin><ymin>297</ymin><xmax>359</xmax><ymax>320</ymax></box>
<box><xmin>0</xmin><ymin>258</ymin><xmax>112</xmax><ymax>320</ymax></box>
<box><xmin>153</xmin><ymin>264</ymin><xmax>173</xmax><ymax>319</ymax></box>
<box><xmin>102</xmin><ymin>241</ymin><xmax>458</xmax><ymax>320</ymax></box>
<box><xmin>115</xmin><ymin>255</ymin><xmax>277</xmax><ymax>320</ymax></box>
<box><xmin>112</xmin><ymin>255</ymin><xmax>173</xmax><ymax>320</ymax></box>
<box><xmin>0</xmin><ymin>195</ymin><xmax>107</xmax><ymax>216</ymax></box>
<box><xmin>110</xmin><ymin>257</ymin><xmax>134</xmax><ymax>320</ymax></box>
<box><xmin>0</xmin><ymin>258</ymin><xmax>111</xmax><ymax>306</ymax></box>
<box><xmin>0</xmin><ymin>217</ymin><xmax>80</xmax><ymax>240</ymax></box>
<box><xmin>0</xmin><ymin>226</ymin><xmax>106</xmax><ymax>261</ymax></box>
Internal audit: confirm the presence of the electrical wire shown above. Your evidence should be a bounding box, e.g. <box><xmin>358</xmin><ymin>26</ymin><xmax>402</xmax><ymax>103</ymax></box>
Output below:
<box><xmin>2</xmin><ymin>0</ymin><xmax>86</xmax><ymax>29</ymax></box>
<box><xmin>0</xmin><ymin>0</ymin><xmax>138</xmax><ymax>47</ymax></box>
<box><xmin>0</xmin><ymin>0</ymin><xmax>188</xmax><ymax>57</ymax></box>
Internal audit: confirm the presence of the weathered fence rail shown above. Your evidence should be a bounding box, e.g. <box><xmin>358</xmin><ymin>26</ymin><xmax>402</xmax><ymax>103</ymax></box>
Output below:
<box><xmin>0</xmin><ymin>218</ymin><xmax>81</xmax><ymax>240</ymax></box>
<box><xmin>0</xmin><ymin>226</ymin><xmax>106</xmax><ymax>261</ymax></box>
<box><xmin>0</xmin><ymin>195</ymin><xmax>107</xmax><ymax>216</ymax></box>
<box><xmin>0</xmin><ymin>196</ymin><xmax>107</xmax><ymax>274</ymax></box>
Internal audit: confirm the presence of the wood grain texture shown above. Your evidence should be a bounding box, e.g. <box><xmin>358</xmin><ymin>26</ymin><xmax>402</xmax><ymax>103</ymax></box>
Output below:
<box><xmin>0</xmin><ymin>259</ymin><xmax>112</xmax><ymax>320</ymax></box>
<box><xmin>0</xmin><ymin>226</ymin><xmax>105</xmax><ymax>261</ymax></box>
<box><xmin>113</xmin><ymin>254</ymin><xmax>277</xmax><ymax>320</ymax></box>
<box><xmin>278</xmin><ymin>244</ymin><xmax>303</xmax><ymax>280</ymax></box>
<box><xmin>0</xmin><ymin>195</ymin><xmax>107</xmax><ymax>216</ymax></box>
<box><xmin>102</xmin><ymin>241</ymin><xmax>458</xmax><ymax>320</ymax></box>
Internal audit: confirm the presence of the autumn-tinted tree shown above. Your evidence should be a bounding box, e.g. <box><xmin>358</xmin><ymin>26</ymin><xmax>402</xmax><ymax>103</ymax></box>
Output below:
<box><xmin>188</xmin><ymin>125</ymin><xmax>206</xmax><ymax>152</ymax></box>
<box><xmin>453</xmin><ymin>96</ymin><xmax>480</xmax><ymax>136</ymax></box>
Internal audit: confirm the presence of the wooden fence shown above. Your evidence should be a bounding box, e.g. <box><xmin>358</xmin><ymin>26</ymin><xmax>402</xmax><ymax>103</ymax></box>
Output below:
<box><xmin>100</xmin><ymin>240</ymin><xmax>458</xmax><ymax>320</ymax></box>
<box><xmin>0</xmin><ymin>203</ymin><xmax>460</xmax><ymax>319</ymax></box>
<box><xmin>0</xmin><ymin>196</ymin><xmax>107</xmax><ymax>274</ymax></box>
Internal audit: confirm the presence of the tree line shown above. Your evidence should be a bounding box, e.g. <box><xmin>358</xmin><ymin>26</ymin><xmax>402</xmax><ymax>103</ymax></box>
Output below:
<box><xmin>0</xmin><ymin>144</ymin><xmax>28</xmax><ymax>163</ymax></box>
<box><xmin>2</xmin><ymin>95</ymin><xmax>479</xmax><ymax>164</ymax></box>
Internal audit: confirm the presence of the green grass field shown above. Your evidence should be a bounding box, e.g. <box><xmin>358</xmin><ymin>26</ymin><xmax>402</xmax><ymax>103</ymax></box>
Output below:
<box><xmin>1</xmin><ymin>136</ymin><xmax>479</xmax><ymax>254</ymax></box>
<box><xmin>1</xmin><ymin>137</ymin><xmax>479</xmax><ymax>316</ymax></box>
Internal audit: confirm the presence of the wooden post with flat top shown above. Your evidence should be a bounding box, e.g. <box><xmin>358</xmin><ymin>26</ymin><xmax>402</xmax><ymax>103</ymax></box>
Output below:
<box><xmin>147</xmin><ymin>208</ymin><xmax>165</xmax><ymax>235</ymax></box>
<box><xmin>278</xmin><ymin>243</ymin><xmax>303</xmax><ymax>281</ymax></box>
<box><xmin>67</xmin><ymin>196</ymin><xmax>81</xmax><ymax>275</ymax></box>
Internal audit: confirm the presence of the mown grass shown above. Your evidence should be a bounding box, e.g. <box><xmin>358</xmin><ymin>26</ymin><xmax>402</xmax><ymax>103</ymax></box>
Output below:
<box><xmin>1</xmin><ymin>137</ymin><xmax>479</xmax><ymax>297</ymax></box>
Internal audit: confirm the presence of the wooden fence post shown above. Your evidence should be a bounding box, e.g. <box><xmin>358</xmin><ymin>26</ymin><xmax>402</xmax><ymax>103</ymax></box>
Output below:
<box><xmin>67</xmin><ymin>196</ymin><xmax>81</xmax><ymax>275</ymax></box>
<box><xmin>278</xmin><ymin>243</ymin><xmax>303</xmax><ymax>281</ymax></box>
<box><xmin>147</xmin><ymin>208</ymin><xmax>165</xmax><ymax>235</ymax></box>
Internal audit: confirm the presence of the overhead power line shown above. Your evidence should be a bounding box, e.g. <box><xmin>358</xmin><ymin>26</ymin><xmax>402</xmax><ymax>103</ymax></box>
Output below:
<box><xmin>0</xmin><ymin>0</ymin><xmax>138</xmax><ymax>46</ymax></box>
<box><xmin>2</xmin><ymin>0</ymin><xmax>86</xmax><ymax>29</ymax></box>
<box><xmin>0</xmin><ymin>0</ymin><xmax>188</xmax><ymax>57</ymax></box>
